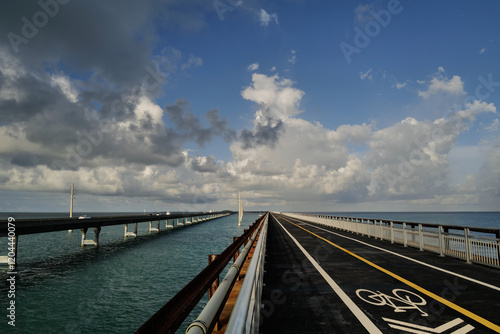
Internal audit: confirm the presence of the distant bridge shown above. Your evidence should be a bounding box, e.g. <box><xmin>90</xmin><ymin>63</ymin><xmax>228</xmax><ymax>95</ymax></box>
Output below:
<box><xmin>0</xmin><ymin>211</ymin><xmax>231</xmax><ymax>268</ymax></box>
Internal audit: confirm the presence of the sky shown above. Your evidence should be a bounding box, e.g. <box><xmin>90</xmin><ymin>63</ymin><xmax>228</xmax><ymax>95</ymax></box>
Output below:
<box><xmin>0</xmin><ymin>0</ymin><xmax>499</xmax><ymax>213</ymax></box>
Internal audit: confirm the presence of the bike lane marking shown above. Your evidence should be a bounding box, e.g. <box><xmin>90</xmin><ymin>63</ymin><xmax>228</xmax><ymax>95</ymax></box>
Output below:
<box><xmin>284</xmin><ymin>215</ymin><xmax>500</xmax><ymax>293</ymax></box>
<box><xmin>278</xmin><ymin>215</ymin><xmax>500</xmax><ymax>333</ymax></box>
<box><xmin>273</xmin><ymin>215</ymin><xmax>384</xmax><ymax>333</ymax></box>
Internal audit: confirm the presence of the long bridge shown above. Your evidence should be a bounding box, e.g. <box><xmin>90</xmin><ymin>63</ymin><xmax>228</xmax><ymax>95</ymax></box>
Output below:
<box><xmin>1</xmin><ymin>211</ymin><xmax>499</xmax><ymax>333</ymax></box>
<box><xmin>0</xmin><ymin>211</ymin><xmax>230</xmax><ymax>268</ymax></box>
<box><xmin>134</xmin><ymin>211</ymin><xmax>500</xmax><ymax>333</ymax></box>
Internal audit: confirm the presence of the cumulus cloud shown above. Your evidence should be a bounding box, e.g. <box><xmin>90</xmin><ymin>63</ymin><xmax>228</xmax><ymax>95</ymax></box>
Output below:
<box><xmin>221</xmin><ymin>70</ymin><xmax>499</xmax><ymax>209</ymax></box>
<box><xmin>239</xmin><ymin>73</ymin><xmax>305</xmax><ymax>149</ymax></box>
<box><xmin>189</xmin><ymin>155</ymin><xmax>220</xmax><ymax>173</ymax></box>
<box><xmin>418</xmin><ymin>69</ymin><xmax>466</xmax><ymax>99</ymax></box>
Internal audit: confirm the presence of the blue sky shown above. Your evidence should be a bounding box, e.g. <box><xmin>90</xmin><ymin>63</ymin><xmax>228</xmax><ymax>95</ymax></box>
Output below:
<box><xmin>0</xmin><ymin>0</ymin><xmax>499</xmax><ymax>212</ymax></box>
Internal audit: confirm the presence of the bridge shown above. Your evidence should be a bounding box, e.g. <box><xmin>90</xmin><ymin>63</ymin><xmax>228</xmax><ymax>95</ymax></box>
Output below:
<box><xmin>1</xmin><ymin>210</ymin><xmax>499</xmax><ymax>332</ymax></box>
<box><xmin>135</xmin><ymin>211</ymin><xmax>500</xmax><ymax>333</ymax></box>
<box><xmin>0</xmin><ymin>211</ymin><xmax>230</xmax><ymax>269</ymax></box>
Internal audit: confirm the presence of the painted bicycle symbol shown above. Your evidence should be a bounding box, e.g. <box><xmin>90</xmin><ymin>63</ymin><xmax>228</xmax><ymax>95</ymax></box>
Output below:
<box><xmin>356</xmin><ymin>289</ymin><xmax>428</xmax><ymax>316</ymax></box>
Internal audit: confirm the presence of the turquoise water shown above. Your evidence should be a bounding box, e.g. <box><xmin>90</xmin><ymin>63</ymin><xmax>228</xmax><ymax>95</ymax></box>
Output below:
<box><xmin>1</xmin><ymin>211</ymin><xmax>499</xmax><ymax>333</ymax></box>
<box><xmin>0</xmin><ymin>212</ymin><xmax>259</xmax><ymax>333</ymax></box>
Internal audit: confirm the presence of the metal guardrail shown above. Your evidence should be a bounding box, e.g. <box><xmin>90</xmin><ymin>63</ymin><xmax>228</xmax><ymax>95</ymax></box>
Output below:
<box><xmin>224</xmin><ymin>213</ymin><xmax>268</xmax><ymax>334</ymax></box>
<box><xmin>282</xmin><ymin>212</ymin><xmax>500</xmax><ymax>269</ymax></box>
<box><xmin>186</xmin><ymin>213</ymin><xmax>268</xmax><ymax>334</ymax></box>
<box><xmin>134</xmin><ymin>213</ymin><xmax>267</xmax><ymax>334</ymax></box>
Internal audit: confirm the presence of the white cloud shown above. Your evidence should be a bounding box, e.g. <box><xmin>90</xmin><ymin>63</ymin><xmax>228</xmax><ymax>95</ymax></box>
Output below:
<box><xmin>485</xmin><ymin>118</ymin><xmax>499</xmax><ymax>132</ymax></box>
<box><xmin>270</xmin><ymin>66</ymin><xmax>277</xmax><ymax>72</ymax></box>
<box><xmin>247</xmin><ymin>62</ymin><xmax>259</xmax><ymax>71</ymax></box>
<box><xmin>241</xmin><ymin>73</ymin><xmax>304</xmax><ymax>120</ymax></box>
<box><xmin>360</xmin><ymin>69</ymin><xmax>373</xmax><ymax>81</ymax></box>
<box><xmin>288</xmin><ymin>50</ymin><xmax>297</xmax><ymax>64</ymax></box>
<box><xmin>393</xmin><ymin>78</ymin><xmax>407</xmax><ymax>89</ymax></box>
<box><xmin>418</xmin><ymin>72</ymin><xmax>466</xmax><ymax>99</ymax></box>
<box><xmin>479</xmin><ymin>47</ymin><xmax>487</xmax><ymax>54</ymax></box>
<box><xmin>259</xmin><ymin>9</ymin><xmax>278</xmax><ymax>26</ymax></box>
<box><xmin>50</xmin><ymin>74</ymin><xmax>79</xmax><ymax>103</ymax></box>
<box><xmin>133</xmin><ymin>96</ymin><xmax>164</xmax><ymax>125</ymax></box>
<box><xmin>181</xmin><ymin>55</ymin><xmax>203</xmax><ymax>70</ymax></box>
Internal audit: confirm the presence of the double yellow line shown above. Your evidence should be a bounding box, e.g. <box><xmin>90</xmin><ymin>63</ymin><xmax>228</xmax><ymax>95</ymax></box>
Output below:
<box><xmin>279</xmin><ymin>215</ymin><xmax>500</xmax><ymax>333</ymax></box>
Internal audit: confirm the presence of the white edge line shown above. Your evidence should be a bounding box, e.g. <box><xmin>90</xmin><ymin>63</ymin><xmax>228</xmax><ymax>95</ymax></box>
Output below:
<box><xmin>274</xmin><ymin>215</ymin><xmax>383</xmax><ymax>334</ymax></box>
<box><xmin>285</xmin><ymin>215</ymin><xmax>500</xmax><ymax>292</ymax></box>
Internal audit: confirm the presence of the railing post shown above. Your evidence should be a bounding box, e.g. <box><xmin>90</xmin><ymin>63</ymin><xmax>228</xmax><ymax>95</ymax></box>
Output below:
<box><xmin>390</xmin><ymin>221</ymin><xmax>394</xmax><ymax>243</ymax></box>
<box><xmin>418</xmin><ymin>224</ymin><xmax>423</xmax><ymax>251</ymax></box>
<box><xmin>208</xmin><ymin>254</ymin><xmax>220</xmax><ymax>300</ymax></box>
<box><xmin>380</xmin><ymin>220</ymin><xmax>383</xmax><ymax>240</ymax></box>
<box><xmin>464</xmin><ymin>228</ymin><xmax>471</xmax><ymax>264</ymax></box>
<box><xmin>403</xmin><ymin>222</ymin><xmax>408</xmax><ymax>247</ymax></box>
<box><xmin>496</xmin><ymin>231</ymin><xmax>500</xmax><ymax>266</ymax></box>
<box><xmin>438</xmin><ymin>225</ymin><xmax>445</xmax><ymax>256</ymax></box>
<box><xmin>233</xmin><ymin>237</ymin><xmax>240</xmax><ymax>265</ymax></box>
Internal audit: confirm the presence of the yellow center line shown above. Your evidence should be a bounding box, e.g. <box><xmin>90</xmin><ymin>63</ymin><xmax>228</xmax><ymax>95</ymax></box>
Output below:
<box><xmin>279</xmin><ymin>215</ymin><xmax>500</xmax><ymax>333</ymax></box>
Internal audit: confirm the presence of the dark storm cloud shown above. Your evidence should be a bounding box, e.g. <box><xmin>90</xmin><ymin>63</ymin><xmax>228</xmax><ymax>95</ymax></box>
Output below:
<box><xmin>1</xmin><ymin>0</ymin><xmax>155</xmax><ymax>88</ymax></box>
<box><xmin>239</xmin><ymin>117</ymin><xmax>284</xmax><ymax>149</ymax></box>
<box><xmin>165</xmin><ymin>98</ymin><xmax>236</xmax><ymax>147</ymax></box>
<box><xmin>206</xmin><ymin>108</ymin><xmax>237</xmax><ymax>142</ymax></box>
<box><xmin>0</xmin><ymin>1</ymin><xmax>233</xmax><ymax>171</ymax></box>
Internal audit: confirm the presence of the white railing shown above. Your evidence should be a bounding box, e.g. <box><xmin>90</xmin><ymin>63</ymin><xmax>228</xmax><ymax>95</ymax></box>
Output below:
<box><xmin>282</xmin><ymin>212</ymin><xmax>500</xmax><ymax>269</ymax></box>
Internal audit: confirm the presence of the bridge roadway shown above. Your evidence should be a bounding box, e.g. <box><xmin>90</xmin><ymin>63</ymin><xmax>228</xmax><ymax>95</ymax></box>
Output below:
<box><xmin>0</xmin><ymin>211</ymin><xmax>229</xmax><ymax>236</ymax></box>
<box><xmin>261</xmin><ymin>213</ymin><xmax>500</xmax><ymax>333</ymax></box>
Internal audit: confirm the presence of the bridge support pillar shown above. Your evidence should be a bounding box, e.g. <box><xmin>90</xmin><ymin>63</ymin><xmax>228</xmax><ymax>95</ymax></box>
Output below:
<box><xmin>149</xmin><ymin>221</ymin><xmax>160</xmax><ymax>233</ymax></box>
<box><xmin>124</xmin><ymin>223</ymin><xmax>138</xmax><ymax>238</ymax></box>
<box><xmin>166</xmin><ymin>219</ymin><xmax>173</xmax><ymax>229</ymax></box>
<box><xmin>81</xmin><ymin>227</ymin><xmax>100</xmax><ymax>247</ymax></box>
<box><xmin>0</xmin><ymin>235</ymin><xmax>18</xmax><ymax>270</ymax></box>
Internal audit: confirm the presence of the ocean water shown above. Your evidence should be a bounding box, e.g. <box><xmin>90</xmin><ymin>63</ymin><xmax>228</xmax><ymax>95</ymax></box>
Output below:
<box><xmin>1</xmin><ymin>211</ymin><xmax>499</xmax><ymax>333</ymax></box>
